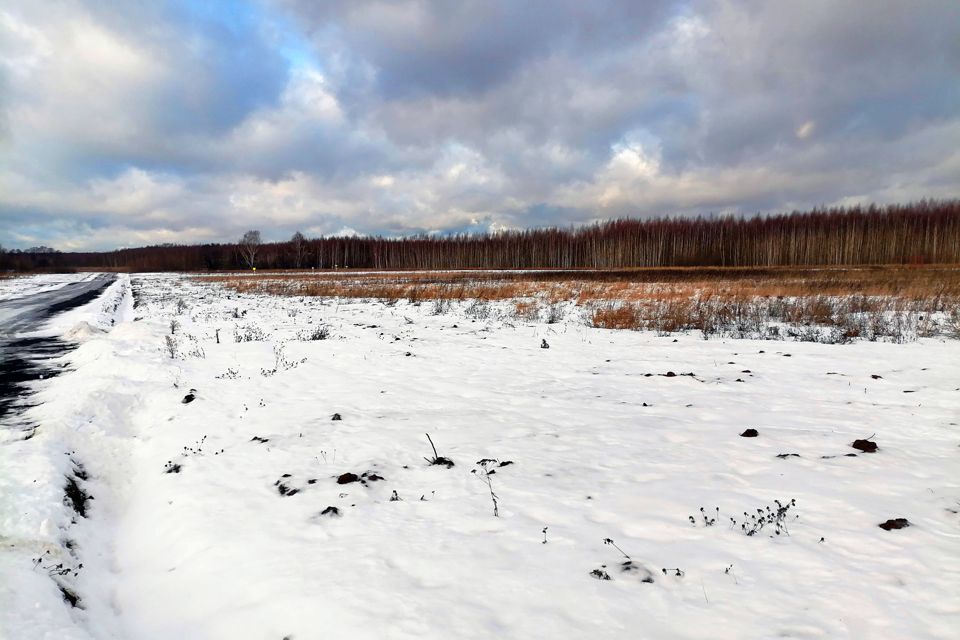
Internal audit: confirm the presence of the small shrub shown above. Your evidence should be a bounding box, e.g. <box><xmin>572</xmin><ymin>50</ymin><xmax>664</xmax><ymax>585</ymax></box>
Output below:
<box><xmin>545</xmin><ymin>304</ymin><xmax>564</xmax><ymax>324</ymax></box>
<box><xmin>947</xmin><ymin>305</ymin><xmax>960</xmax><ymax>338</ymax></box>
<box><xmin>297</xmin><ymin>325</ymin><xmax>331</xmax><ymax>341</ymax></box>
<box><xmin>163</xmin><ymin>335</ymin><xmax>178</xmax><ymax>359</ymax></box>
<box><xmin>260</xmin><ymin>343</ymin><xmax>306</xmax><ymax>376</ymax></box>
<box><xmin>430</xmin><ymin>299</ymin><xmax>452</xmax><ymax>315</ymax></box>
<box><xmin>465</xmin><ymin>300</ymin><xmax>490</xmax><ymax>319</ymax></box>
<box><xmin>234</xmin><ymin>324</ymin><xmax>268</xmax><ymax>342</ymax></box>
<box><xmin>729</xmin><ymin>499</ymin><xmax>797</xmax><ymax>536</ymax></box>
<box><xmin>513</xmin><ymin>301</ymin><xmax>538</xmax><ymax>321</ymax></box>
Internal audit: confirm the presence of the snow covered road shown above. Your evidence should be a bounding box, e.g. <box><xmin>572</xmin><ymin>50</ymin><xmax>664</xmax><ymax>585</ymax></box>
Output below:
<box><xmin>0</xmin><ymin>273</ymin><xmax>118</xmax><ymax>428</ymax></box>
<box><xmin>1</xmin><ymin>273</ymin><xmax>959</xmax><ymax>639</ymax></box>
<box><xmin>0</xmin><ymin>274</ymin><xmax>114</xmax><ymax>332</ymax></box>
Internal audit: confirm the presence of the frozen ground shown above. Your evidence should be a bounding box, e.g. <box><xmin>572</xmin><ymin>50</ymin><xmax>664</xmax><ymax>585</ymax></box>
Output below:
<box><xmin>1</xmin><ymin>272</ymin><xmax>959</xmax><ymax>639</ymax></box>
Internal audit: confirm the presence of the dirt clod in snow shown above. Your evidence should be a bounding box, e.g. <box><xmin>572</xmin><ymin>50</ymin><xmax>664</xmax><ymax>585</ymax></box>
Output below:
<box><xmin>276</xmin><ymin>483</ymin><xmax>299</xmax><ymax>497</ymax></box>
<box><xmin>337</xmin><ymin>472</ymin><xmax>360</xmax><ymax>484</ymax></box>
<box><xmin>740</xmin><ymin>428</ymin><xmax>759</xmax><ymax>437</ymax></box>
<box><xmin>852</xmin><ymin>438</ymin><xmax>878</xmax><ymax>453</ymax></box>
<box><xmin>878</xmin><ymin>518</ymin><xmax>910</xmax><ymax>530</ymax></box>
<box><xmin>620</xmin><ymin>560</ymin><xmax>655</xmax><ymax>583</ymax></box>
<box><xmin>424</xmin><ymin>433</ymin><xmax>455</xmax><ymax>468</ymax></box>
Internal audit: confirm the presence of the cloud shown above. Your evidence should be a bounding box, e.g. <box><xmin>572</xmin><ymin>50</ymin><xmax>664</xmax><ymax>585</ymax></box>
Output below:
<box><xmin>795</xmin><ymin>121</ymin><xmax>816</xmax><ymax>140</ymax></box>
<box><xmin>0</xmin><ymin>0</ymin><xmax>958</xmax><ymax>250</ymax></box>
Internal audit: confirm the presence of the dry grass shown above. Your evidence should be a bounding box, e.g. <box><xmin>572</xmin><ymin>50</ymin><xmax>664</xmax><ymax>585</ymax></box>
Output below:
<box><xmin>204</xmin><ymin>265</ymin><xmax>960</xmax><ymax>302</ymax></box>
<box><xmin>513</xmin><ymin>301</ymin><xmax>539</xmax><ymax>321</ymax></box>
<box><xmin>591</xmin><ymin>305</ymin><xmax>644</xmax><ymax>330</ymax></box>
<box><xmin>202</xmin><ymin>265</ymin><xmax>960</xmax><ymax>341</ymax></box>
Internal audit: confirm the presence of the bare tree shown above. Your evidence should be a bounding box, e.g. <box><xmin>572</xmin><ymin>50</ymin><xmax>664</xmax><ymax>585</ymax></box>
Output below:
<box><xmin>239</xmin><ymin>230</ymin><xmax>261</xmax><ymax>269</ymax></box>
<box><xmin>290</xmin><ymin>231</ymin><xmax>308</xmax><ymax>269</ymax></box>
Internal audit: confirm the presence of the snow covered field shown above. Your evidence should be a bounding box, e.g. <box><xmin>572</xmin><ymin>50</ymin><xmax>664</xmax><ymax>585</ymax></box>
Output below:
<box><xmin>2</xmin><ymin>272</ymin><xmax>959</xmax><ymax>639</ymax></box>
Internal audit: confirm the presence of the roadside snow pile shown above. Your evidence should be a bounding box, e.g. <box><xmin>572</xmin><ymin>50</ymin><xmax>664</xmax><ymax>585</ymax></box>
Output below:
<box><xmin>44</xmin><ymin>276</ymin><xmax>131</xmax><ymax>336</ymax></box>
<box><xmin>63</xmin><ymin>321</ymin><xmax>106</xmax><ymax>342</ymax></box>
<box><xmin>2</xmin><ymin>272</ymin><xmax>958</xmax><ymax>640</ymax></box>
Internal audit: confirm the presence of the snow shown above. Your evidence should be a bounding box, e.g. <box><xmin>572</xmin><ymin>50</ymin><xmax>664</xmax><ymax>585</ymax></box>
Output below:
<box><xmin>2</xmin><ymin>272</ymin><xmax>959</xmax><ymax>639</ymax></box>
<box><xmin>0</xmin><ymin>273</ymin><xmax>97</xmax><ymax>303</ymax></box>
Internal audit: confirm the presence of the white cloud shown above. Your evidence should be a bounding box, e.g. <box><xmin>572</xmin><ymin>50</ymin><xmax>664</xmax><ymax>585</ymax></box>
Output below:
<box><xmin>796</xmin><ymin>121</ymin><xmax>816</xmax><ymax>139</ymax></box>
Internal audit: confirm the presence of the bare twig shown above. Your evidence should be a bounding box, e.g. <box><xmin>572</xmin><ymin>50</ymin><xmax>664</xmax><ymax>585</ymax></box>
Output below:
<box><xmin>475</xmin><ymin>459</ymin><xmax>500</xmax><ymax>517</ymax></box>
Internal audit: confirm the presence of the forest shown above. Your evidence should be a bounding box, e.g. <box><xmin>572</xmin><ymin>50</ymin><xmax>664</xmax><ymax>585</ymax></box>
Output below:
<box><xmin>2</xmin><ymin>200</ymin><xmax>958</xmax><ymax>272</ymax></box>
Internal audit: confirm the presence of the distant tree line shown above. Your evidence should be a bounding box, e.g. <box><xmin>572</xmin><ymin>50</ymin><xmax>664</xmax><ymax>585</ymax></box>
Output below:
<box><xmin>2</xmin><ymin>200</ymin><xmax>958</xmax><ymax>273</ymax></box>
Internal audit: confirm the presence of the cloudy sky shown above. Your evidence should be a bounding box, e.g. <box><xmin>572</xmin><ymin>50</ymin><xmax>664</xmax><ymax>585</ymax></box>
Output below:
<box><xmin>1</xmin><ymin>0</ymin><xmax>958</xmax><ymax>251</ymax></box>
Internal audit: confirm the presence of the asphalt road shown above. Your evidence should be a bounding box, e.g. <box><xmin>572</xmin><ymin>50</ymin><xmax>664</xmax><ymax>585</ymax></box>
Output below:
<box><xmin>0</xmin><ymin>273</ymin><xmax>117</xmax><ymax>433</ymax></box>
<box><xmin>0</xmin><ymin>273</ymin><xmax>116</xmax><ymax>336</ymax></box>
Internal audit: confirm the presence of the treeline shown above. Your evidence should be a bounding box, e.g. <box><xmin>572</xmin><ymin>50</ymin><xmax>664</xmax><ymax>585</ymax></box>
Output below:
<box><xmin>3</xmin><ymin>200</ymin><xmax>959</xmax><ymax>272</ymax></box>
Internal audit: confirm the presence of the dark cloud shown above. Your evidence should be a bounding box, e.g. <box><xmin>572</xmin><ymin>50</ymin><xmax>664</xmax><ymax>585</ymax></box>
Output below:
<box><xmin>277</xmin><ymin>0</ymin><xmax>680</xmax><ymax>98</ymax></box>
<box><xmin>0</xmin><ymin>0</ymin><xmax>957</xmax><ymax>250</ymax></box>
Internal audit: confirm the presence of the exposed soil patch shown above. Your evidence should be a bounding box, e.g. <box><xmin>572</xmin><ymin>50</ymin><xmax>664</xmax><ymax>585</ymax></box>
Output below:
<box><xmin>63</xmin><ymin>470</ymin><xmax>91</xmax><ymax>518</ymax></box>
<box><xmin>58</xmin><ymin>584</ymin><xmax>81</xmax><ymax>608</ymax></box>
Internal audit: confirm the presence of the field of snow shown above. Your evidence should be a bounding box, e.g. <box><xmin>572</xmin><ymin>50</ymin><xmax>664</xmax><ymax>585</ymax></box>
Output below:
<box><xmin>1</xmin><ymin>272</ymin><xmax>959</xmax><ymax>639</ymax></box>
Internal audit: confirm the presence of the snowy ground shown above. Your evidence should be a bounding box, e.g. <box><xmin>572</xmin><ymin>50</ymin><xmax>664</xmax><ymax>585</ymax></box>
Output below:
<box><xmin>1</xmin><ymin>272</ymin><xmax>959</xmax><ymax>639</ymax></box>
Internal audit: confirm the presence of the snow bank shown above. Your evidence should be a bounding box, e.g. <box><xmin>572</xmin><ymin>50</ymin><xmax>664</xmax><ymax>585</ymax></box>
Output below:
<box><xmin>41</xmin><ymin>275</ymin><xmax>133</xmax><ymax>337</ymax></box>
